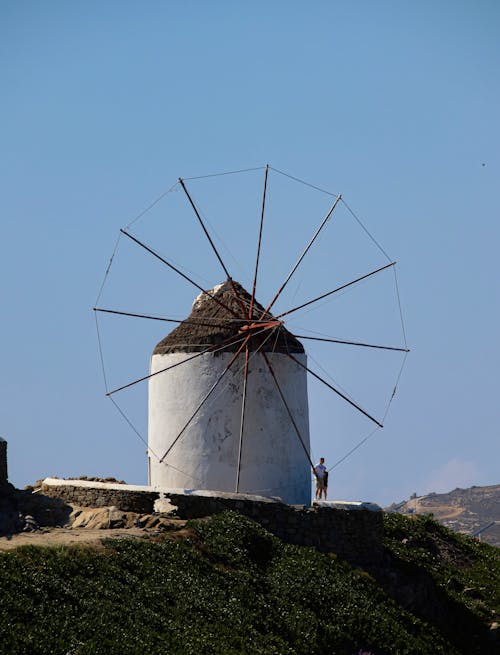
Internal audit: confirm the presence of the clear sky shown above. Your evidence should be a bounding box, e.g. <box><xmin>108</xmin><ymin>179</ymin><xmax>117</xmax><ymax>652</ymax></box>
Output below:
<box><xmin>1</xmin><ymin>1</ymin><xmax>499</xmax><ymax>506</ymax></box>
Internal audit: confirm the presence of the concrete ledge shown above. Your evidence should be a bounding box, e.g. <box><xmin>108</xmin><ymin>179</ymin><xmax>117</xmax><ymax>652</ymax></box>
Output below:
<box><xmin>42</xmin><ymin>479</ymin><xmax>280</xmax><ymax>503</ymax></box>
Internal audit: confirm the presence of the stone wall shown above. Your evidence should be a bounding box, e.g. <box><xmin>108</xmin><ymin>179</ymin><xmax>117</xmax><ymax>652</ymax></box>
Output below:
<box><xmin>41</xmin><ymin>482</ymin><xmax>383</xmax><ymax>565</ymax></box>
<box><xmin>41</xmin><ymin>483</ymin><xmax>157</xmax><ymax>514</ymax></box>
<box><xmin>0</xmin><ymin>439</ymin><xmax>7</xmax><ymax>484</ymax></box>
<box><xmin>156</xmin><ymin>492</ymin><xmax>383</xmax><ymax>564</ymax></box>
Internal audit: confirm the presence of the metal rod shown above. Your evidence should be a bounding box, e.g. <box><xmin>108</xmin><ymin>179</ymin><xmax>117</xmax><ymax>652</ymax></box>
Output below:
<box><xmin>108</xmin><ymin>396</ymin><xmax>151</xmax><ymax>451</ymax></box>
<box><xmin>269</xmin><ymin>166</ymin><xmax>337</xmax><ymax>198</ymax></box>
<box><xmin>286</xmin><ymin>352</ymin><xmax>383</xmax><ymax>428</ymax></box>
<box><xmin>235</xmin><ymin>345</ymin><xmax>250</xmax><ymax>493</ymax></box>
<box><xmin>182</xmin><ymin>166</ymin><xmax>265</xmax><ymax>181</ymax></box>
<box><xmin>249</xmin><ymin>164</ymin><xmax>269</xmax><ymax>319</ymax></box>
<box><xmin>106</xmin><ymin>330</ymin><xmax>252</xmax><ymax>396</ymax></box>
<box><xmin>93</xmin><ymin>307</ymin><xmax>230</xmax><ymax>330</ymax></box>
<box><xmin>276</xmin><ymin>261</ymin><xmax>396</xmax><ymax>319</ymax></box>
<box><xmin>94</xmin><ymin>311</ymin><xmax>109</xmax><ymax>393</ymax></box>
<box><xmin>261</xmin><ymin>351</ymin><xmax>315</xmax><ymax>470</ymax></box>
<box><xmin>341</xmin><ymin>198</ymin><xmax>392</xmax><ymax>263</ymax></box>
<box><xmin>392</xmin><ymin>264</ymin><xmax>408</xmax><ymax>348</ymax></box>
<box><xmin>120</xmin><ymin>229</ymin><xmax>240</xmax><ymax>318</ymax></box>
<box><xmin>260</xmin><ymin>194</ymin><xmax>342</xmax><ymax>319</ymax></box>
<box><xmin>178</xmin><ymin>178</ymin><xmax>247</xmax><ymax>315</ymax></box>
<box><xmin>328</xmin><ymin>427</ymin><xmax>379</xmax><ymax>472</ymax></box>
<box><xmin>294</xmin><ymin>334</ymin><xmax>409</xmax><ymax>353</ymax></box>
<box><xmin>159</xmin><ymin>333</ymin><xmax>252</xmax><ymax>463</ymax></box>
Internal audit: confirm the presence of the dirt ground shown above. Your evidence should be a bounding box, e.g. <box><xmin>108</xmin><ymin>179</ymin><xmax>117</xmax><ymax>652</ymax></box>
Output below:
<box><xmin>0</xmin><ymin>527</ymin><xmax>154</xmax><ymax>551</ymax></box>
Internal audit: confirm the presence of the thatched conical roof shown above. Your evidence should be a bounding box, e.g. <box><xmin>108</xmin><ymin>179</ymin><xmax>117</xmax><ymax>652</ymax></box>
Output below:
<box><xmin>153</xmin><ymin>280</ymin><xmax>304</xmax><ymax>355</ymax></box>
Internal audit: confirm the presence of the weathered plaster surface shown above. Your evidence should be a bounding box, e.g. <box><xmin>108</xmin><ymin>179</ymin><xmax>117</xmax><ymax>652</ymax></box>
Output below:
<box><xmin>148</xmin><ymin>351</ymin><xmax>311</xmax><ymax>504</ymax></box>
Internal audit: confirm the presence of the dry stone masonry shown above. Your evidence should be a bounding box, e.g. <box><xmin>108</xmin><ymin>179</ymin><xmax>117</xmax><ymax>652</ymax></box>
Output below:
<box><xmin>42</xmin><ymin>479</ymin><xmax>383</xmax><ymax>565</ymax></box>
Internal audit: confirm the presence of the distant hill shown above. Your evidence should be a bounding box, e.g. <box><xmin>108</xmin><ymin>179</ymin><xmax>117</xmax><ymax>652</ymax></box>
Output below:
<box><xmin>386</xmin><ymin>484</ymin><xmax>500</xmax><ymax>547</ymax></box>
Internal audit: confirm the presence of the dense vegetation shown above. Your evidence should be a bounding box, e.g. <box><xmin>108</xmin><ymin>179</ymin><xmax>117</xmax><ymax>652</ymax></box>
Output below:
<box><xmin>383</xmin><ymin>512</ymin><xmax>499</xmax><ymax>654</ymax></box>
<box><xmin>0</xmin><ymin>511</ymin><xmax>498</xmax><ymax>655</ymax></box>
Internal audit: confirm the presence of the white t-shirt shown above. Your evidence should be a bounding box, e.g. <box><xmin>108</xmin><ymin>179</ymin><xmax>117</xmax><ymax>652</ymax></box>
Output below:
<box><xmin>314</xmin><ymin>463</ymin><xmax>326</xmax><ymax>479</ymax></box>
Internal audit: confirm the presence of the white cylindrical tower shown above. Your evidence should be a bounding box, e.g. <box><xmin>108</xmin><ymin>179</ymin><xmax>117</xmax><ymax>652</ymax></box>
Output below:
<box><xmin>148</xmin><ymin>281</ymin><xmax>311</xmax><ymax>505</ymax></box>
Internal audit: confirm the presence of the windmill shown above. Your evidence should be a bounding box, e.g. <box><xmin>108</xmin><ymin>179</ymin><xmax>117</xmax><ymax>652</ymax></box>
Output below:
<box><xmin>94</xmin><ymin>165</ymin><xmax>408</xmax><ymax>505</ymax></box>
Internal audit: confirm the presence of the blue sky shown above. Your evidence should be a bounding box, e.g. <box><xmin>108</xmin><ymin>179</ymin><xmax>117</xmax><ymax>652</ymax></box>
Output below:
<box><xmin>1</xmin><ymin>1</ymin><xmax>499</xmax><ymax>505</ymax></box>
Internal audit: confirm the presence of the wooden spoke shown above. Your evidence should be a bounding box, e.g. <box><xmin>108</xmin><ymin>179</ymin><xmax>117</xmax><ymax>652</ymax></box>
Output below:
<box><xmin>261</xmin><ymin>351</ymin><xmax>315</xmax><ymax>470</ymax></box>
<box><xmin>106</xmin><ymin>331</ymin><xmax>253</xmax><ymax>397</ymax></box>
<box><xmin>159</xmin><ymin>324</ymin><xmax>277</xmax><ymax>464</ymax></box>
<box><xmin>259</xmin><ymin>194</ymin><xmax>342</xmax><ymax>319</ymax></box>
<box><xmin>286</xmin><ymin>352</ymin><xmax>383</xmax><ymax>428</ymax></box>
<box><xmin>276</xmin><ymin>262</ymin><xmax>396</xmax><ymax>320</ymax></box>
<box><xmin>120</xmin><ymin>228</ymin><xmax>240</xmax><ymax>318</ymax></box>
<box><xmin>235</xmin><ymin>345</ymin><xmax>250</xmax><ymax>492</ymax></box>
<box><xmin>158</xmin><ymin>336</ymin><xmax>249</xmax><ymax>463</ymax></box>
<box><xmin>294</xmin><ymin>334</ymin><xmax>409</xmax><ymax>353</ymax></box>
<box><xmin>248</xmin><ymin>164</ymin><xmax>269</xmax><ymax>319</ymax></box>
<box><xmin>93</xmin><ymin>307</ymin><xmax>229</xmax><ymax>330</ymax></box>
<box><xmin>178</xmin><ymin>178</ymin><xmax>247</xmax><ymax>315</ymax></box>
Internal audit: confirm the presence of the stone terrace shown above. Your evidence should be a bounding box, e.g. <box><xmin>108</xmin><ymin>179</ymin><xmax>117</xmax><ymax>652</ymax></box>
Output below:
<box><xmin>41</xmin><ymin>478</ymin><xmax>383</xmax><ymax>566</ymax></box>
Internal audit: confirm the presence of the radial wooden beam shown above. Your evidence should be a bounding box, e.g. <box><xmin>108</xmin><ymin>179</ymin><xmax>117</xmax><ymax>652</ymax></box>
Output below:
<box><xmin>235</xmin><ymin>344</ymin><xmax>250</xmax><ymax>493</ymax></box>
<box><xmin>120</xmin><ymin>228</ymin><xmax>240</xmax><ymax>318</ymax></box>
<box><xmin>261</xmin><ymin>351</ymin><xmax>315</xmax><ymax>471</ymax></box>
<box><xmin>259</xmin><ymin>194</ymin><xmax>342</xmax><ymax>319</ymax></box>
<box><xmin>248</xmin><ymin>164</ymin><xmax>269</xmax><ymax>319</ymax></box>
<box><xmin>178</xmin><ymin>178</ymin><xmax>247</xmax><ymax>315</ymax></box>
<box><xmin>276</xmin><ymin>261</ymin><xmax>396</xmax><ymax>320</ymax></box>
<box><xmin>159</xmin><ymin>325</ymin><xmax>277</xmax><ymax>465</ymax></box>
<box><xmin>158</xmin><ymin>337</ymin><xmax>249</xmax><ymax>464</ymax></box>
<box><xmin>286</xmin><ymin>352</ymin><xmax>383</xmax><ymax>428</ymax></box>
<box><xmin>294</xmin><ymin>334</ymin><xmax>409</xmax><ymax>353</ymax></box>
<box><xmin>106</xmin><ymin>331</ymin><xmax>252</xmax><ymax>397</ymax></box>
<box><xmin>93</xmin><ymin>307</ymin><xmax>229</xmax><ymax>330</ymax></box>
<box><xmin>178</xmin><ymin>177</ymin><xmax>233</xmax><ymax>280</ymax></box>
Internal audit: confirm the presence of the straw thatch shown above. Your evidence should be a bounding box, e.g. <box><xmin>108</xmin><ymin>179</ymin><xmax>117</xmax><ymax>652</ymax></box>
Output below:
<box><xmin>153</xmin><ymin>279</ymin><xmax>304</xmax><ymax>355</ymax></box>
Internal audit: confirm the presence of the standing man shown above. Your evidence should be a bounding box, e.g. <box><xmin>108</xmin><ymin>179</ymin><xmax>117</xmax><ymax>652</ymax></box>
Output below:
<box><xmin>313</xmin><ymin>457</ymin><xmax>327</xmax><ymax>500</ymax></box>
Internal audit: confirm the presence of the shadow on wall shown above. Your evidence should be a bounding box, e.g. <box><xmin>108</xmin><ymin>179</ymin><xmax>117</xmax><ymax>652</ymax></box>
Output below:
<box><xmin>0</xmin><ymin>483</ymin><xmax>72</xmax><ymax>537</ymax></box>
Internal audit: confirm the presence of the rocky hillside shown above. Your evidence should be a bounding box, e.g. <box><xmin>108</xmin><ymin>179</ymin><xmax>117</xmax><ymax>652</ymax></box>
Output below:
<box><xmin>386</xmin><ymin>484</ymin><xmax>500</xmax><ymax>547</ymax></box>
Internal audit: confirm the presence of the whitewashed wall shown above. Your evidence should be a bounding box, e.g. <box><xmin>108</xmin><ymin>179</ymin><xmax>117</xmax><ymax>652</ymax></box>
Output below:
<box><xmin>148</xmin><ymin>351</ymin><xmax>311</xmax><ymax>505</ymax></box>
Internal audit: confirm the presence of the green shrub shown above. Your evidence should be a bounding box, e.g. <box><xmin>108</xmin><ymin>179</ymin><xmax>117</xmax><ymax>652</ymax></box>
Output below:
<box><xmin>0</xmin><ymin>511</ymin><xmax>496</xmax><ymax>654</ymax></box>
